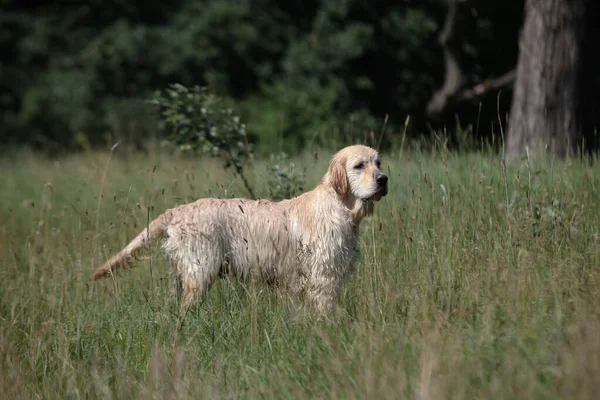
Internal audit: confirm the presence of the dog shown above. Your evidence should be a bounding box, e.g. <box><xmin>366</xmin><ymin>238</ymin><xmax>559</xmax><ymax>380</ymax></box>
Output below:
<box><xmin>92</xmin><ymin>145</ymin><xmax>388</xmax><ymax>314</ymax></box>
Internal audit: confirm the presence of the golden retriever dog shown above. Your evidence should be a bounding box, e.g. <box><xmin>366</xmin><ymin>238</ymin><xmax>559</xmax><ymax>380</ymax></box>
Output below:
<box><xmin>92</xmin><ymin>145</ymin><xmax>388</xmax><ymax>314</ymax></box>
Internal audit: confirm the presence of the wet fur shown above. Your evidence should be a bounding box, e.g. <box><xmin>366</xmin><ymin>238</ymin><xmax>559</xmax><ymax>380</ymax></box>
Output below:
<box><xmin>92</xmin><ymin>145</ymin><xmax>388</xmax><ymax>314</ymax></box>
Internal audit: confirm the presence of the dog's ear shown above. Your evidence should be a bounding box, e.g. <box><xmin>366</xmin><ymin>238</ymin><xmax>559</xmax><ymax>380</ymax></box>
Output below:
<box><xmin>327</xmin><ymin>155</ymin><xmax>348</xmax><ymax>197</ymax></box>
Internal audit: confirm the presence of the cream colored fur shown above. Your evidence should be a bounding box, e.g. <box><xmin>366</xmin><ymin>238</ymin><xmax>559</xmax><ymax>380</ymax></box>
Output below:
<box><xmin>92</xmin><ymin>145</ymin><xmax>388</xmax><ymax>314</ymax></box>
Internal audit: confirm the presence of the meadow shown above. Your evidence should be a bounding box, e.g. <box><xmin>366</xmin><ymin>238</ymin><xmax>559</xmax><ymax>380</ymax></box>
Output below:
<box><xmin>1</xmin><ymin>142</ymin><xmax>599</xmax><ymax>399</ymax></box>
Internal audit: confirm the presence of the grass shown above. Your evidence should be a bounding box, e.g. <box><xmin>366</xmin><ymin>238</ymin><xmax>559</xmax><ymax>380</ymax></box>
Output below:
<box><xmin>1</xmin><ymin>143</ymin><xmax>599</xmax><ymax>399</ymax></box>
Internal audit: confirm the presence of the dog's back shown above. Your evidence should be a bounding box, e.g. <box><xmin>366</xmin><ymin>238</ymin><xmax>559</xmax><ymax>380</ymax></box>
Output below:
<box><xmin>163</xmin><ymin>197</ymin><xmax>301</xmax><ymax>286</ymax></box>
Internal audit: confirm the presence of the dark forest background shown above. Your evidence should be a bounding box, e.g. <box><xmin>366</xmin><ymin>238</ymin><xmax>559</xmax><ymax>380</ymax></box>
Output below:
<box><xmin>1</xmin><ymin>0</ymin><xmax>530</xmax><ymax>154</ymax></box>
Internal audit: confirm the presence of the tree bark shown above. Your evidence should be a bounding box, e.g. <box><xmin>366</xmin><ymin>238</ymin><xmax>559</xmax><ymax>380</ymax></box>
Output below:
<box><xmin>426</xmin><ymin>1</ymin><xmax>517</xmax><ymax>123</ymax></box>
<box><xmin>507</xmin><ymin>0</ymin><xmax>588</xmax><ymax>157</ymax></box>
<box><xmin>425</xmin><ymin>0</ymin><xmax>469</xmax><ymax>121</ymax></box>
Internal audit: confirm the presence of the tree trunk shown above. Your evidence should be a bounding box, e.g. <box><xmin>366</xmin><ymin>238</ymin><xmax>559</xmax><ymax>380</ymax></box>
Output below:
<box><xmin>507</xmin><ymin>0</ymin><xmax>588</xmax><ymax>157</ymax></box>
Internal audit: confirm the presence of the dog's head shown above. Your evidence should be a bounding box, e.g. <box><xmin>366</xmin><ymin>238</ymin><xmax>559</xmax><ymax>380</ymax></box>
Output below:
<box><xmin>324</xmin><ymin>145</ymin><xmax>388</xmax><ymax>219</ymax></box>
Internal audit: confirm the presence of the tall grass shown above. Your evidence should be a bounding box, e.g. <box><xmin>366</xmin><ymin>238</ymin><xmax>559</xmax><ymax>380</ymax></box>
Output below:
<box><xmin>1</xmin><ymin>144</ymin><xmax>599</xmax><ymax>399</ymax></box>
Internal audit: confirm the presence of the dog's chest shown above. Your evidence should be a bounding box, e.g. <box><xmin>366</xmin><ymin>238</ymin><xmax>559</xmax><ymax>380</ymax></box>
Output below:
<box><xmin>291</xmin><ymin>214</ymin><xmax>359</xmax><ymax>277</ymax></box>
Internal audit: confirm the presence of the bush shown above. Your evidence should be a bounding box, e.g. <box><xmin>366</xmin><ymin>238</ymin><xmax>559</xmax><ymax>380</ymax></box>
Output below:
<box><xmin>150</xmin><ymin>84</ymin><xmax>256</xmax><ymax>198</ymax></box>
<box><xmin>267</xmin><ymin>152</ymin><xmax>306</xmax><ymax>201</ymax></box>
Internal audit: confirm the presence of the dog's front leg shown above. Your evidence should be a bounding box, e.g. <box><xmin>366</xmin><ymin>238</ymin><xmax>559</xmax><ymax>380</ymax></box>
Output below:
<box><xmin>307</xmin><ymin>275</ymin><xmax>340</xmax><ymax>315</ymax></box>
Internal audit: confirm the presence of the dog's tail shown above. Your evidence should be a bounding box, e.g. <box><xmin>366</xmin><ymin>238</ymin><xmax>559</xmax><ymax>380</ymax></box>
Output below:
<box><xmin>91</xmin><ymin>212</ymin><xmax>171</xmax><ymax>281</ymax></box>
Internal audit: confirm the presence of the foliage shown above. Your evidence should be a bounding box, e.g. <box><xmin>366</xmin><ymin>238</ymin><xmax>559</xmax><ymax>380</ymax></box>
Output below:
<box><xmin>267</xmin><ymin>152</ymin><xmax>306</xmax><ymax>201</ymax></box>
<box><xmin>0</xmin><ymin>0</ymin><xmax>527</xmax><ymax>152</ymax></box>
<box><xmin>1</xmin><ymin>146</ymin><xmax>600</xmax><ymax>397</ymax></box>
<box><xmin>150</xmin><ymin>84</ymin><xmax>251</xmax><ymax>160</ymax></box>
<box><xmin>149</xmin><ymin>84</ymin><xmax>307</xmax><ymax>201</ymax></box>
<box><xmin>151</xmin><ymin>83</ymin><xmax>256</xmax><ymax>198</ymax></box>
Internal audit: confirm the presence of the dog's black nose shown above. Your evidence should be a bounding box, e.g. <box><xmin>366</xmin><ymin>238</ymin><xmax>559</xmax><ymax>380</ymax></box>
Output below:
<box><xmin>377</xmin><ymin>174</ymin><xmax>388</xmax><ymax>185</ymax></box>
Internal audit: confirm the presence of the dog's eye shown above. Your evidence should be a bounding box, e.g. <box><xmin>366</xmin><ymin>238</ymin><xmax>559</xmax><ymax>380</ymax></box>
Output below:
<box><xmin>354</xmin><ymin>162</ymin><xmax>365</xmax><ymax>170</ymax></box>
<box><xmin>375</xmin><ymin>160</ymin><xmax>381</xmax><ymax>168</ymax></box>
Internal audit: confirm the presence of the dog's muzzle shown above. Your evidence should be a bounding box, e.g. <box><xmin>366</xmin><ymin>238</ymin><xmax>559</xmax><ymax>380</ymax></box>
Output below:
<box><xmin>364</xmin><ymin>174</ymin><xmax>388</xmax><ymax>202</ymax></box>
<box><xmin>376</xmin><ymin>174</ymin><xmax>388</xmax><ymax>196</ymax></box>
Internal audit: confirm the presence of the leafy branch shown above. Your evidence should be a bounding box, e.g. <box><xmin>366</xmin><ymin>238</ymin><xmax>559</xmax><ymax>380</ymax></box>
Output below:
<box><xmin>149</xmin><ymin>84</ymin><xmax>256</xmax><ymax>199</ymax></box>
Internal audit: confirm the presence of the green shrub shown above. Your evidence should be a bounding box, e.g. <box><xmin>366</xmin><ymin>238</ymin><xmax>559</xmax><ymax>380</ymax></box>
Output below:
<box><xmin>150</xmin><ymin>84</ymin><xmax>256</xmax><ymax>198</ymax></box>
<box><xmin>267</xmin><ymin>151</ymin><xmax>306</xmax><ymax>201</ymax></box>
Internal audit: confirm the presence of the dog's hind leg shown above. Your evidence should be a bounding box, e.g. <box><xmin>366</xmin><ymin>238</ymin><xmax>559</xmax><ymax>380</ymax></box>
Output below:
<box><xmin>173</xmin><ymin>263</ymin><xmax>218</xmax><ymax>329</ymax></box>
<box><xmin>166</xmin><ymin>234</ymin><xmax>223</xmax><ymax>328</ymax></box>
<box><xmin>180</xmin><ymin>276</ymin><xmax>203</xmax><ymax>309</ymax></box>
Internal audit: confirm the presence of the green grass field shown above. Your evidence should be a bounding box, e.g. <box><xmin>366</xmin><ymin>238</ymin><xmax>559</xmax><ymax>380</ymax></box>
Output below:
<box><xmin>1</xmin><ymin>144</ymin><xmax>599</xmax><ymax>399</ymax></box>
